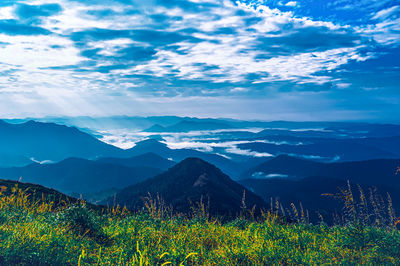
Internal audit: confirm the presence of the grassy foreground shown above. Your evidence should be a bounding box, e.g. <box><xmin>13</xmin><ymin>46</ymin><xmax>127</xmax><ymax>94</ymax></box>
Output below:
<box><xmin>1</xmin><ymin>186</ymin><xmax>400</xmax><ymax>265</ymax></box>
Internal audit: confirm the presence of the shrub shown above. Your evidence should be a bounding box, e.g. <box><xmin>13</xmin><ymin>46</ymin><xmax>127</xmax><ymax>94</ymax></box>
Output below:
<box><xmin>57</xmin><ymin>204</ymin><xmax>110</xmax><ymax>244</ymax></box>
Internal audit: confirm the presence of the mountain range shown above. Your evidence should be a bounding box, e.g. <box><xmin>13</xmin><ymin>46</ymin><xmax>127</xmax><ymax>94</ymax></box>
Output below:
<box><xmin>0</xmin><ymin>120</ymin><xmax>240</xmax><ymax>177</ymax></box>
<box><xmin>143</xmin><ymin>120</ymin><xmax>235</xmax><ymax>132</ymax></box>
<box><xmin>0</xmin><ymin>117</ymin><xmax>399</xmax><ymax>222</ymax></box>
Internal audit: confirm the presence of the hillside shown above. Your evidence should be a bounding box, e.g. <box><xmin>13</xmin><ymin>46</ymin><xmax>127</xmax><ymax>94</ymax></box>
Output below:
<box><xmin>104</xmin><ymin>158</ymin><xmax>265</xmax><ymax>216</ymax></box>
<box><xmin>0</xmin><ymin>179</ymin><xmax>82</xmax><ymax>207</ymax></box>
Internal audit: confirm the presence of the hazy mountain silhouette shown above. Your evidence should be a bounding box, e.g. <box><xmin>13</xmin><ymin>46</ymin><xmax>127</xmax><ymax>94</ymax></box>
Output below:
<box><xmin>0</xmin><ymin>153</ymin><xmax>32</xmax><ymax>168</ymax></box>
<box><xmin>143</xmin><ymin>120</ymin><xmax>234</xmax><ymax>132</ymax></box>
<box><xmin>0</xmin><ymin>120</ymin><xmax>125</xmax><ymax>165</ymax></box>
<box><xmin>97</xmin><ymin>152</ymin><xmax>175</xmax><ymax>170</ymax></box>
<box><xmin>0</xmin><ymin>158</ymin><xmax>162</xmax><ymax>194</ymax></box>
<box><xmin>238</xmin><ymin>138</ymin><xmax>398</xmax><ymax>162</ymax></box>
<box><xmin>240</xmin><ymin>155</ymin><xmax>400</xmax><ymax>188</ymax></box>
<box><xmin>143</xmin><ymin>124</ymin><xmax>167</xmax><ymax>132</ymax></box>
<box><xmin>104</xmin><ymin>158</ymin><xmax>265</xmax><ymax>216</ymax></box>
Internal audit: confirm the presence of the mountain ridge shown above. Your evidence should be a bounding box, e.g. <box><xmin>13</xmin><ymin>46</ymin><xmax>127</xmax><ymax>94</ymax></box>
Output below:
<box><xmin>240</xmin><ymin>155</ymin><xmax>400</xmax><ymax>188</ymax></box>
<box><xmin>0</xmin><ymin>157</ymin><xmax>163</xmax><ymax>195</ymax></box>
<box><xmin>103</xmin><ymin>157</ymin><xmax>265</xmax><ymax>216</ymax></box>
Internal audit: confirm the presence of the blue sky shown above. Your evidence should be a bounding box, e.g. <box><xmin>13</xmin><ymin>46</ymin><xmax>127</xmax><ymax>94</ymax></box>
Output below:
<box><xmin>0</xmin><ymin>0</ymin><xmax>398</xmax><ymax>121</ymax></box>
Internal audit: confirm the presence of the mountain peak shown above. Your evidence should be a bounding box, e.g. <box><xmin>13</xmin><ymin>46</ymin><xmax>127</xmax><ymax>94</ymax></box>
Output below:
<box><xmin>164</xmin><ymin>157</ymin><xmax>231</xmax><ymax>185</ymax></box>
<box><xmin>106</xmin><ymin>157</ymin><xmax>265</xmax><ymax>216</ymax></box>
<box><xmin>180</xmin><ymin>157</ymin><xmax>215</xmax><ymax>167</ymax></box>
<box><xmin>142</xmin><ymin>124</ymin><xmax>166</xmax><ymax>132</ymax></box>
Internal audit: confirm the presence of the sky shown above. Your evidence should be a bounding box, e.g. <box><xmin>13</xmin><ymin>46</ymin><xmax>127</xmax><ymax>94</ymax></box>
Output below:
<box><xmin>0</xmin><ymin>0</ymin><xmax>399</xmax><ymax>121</ymax></box>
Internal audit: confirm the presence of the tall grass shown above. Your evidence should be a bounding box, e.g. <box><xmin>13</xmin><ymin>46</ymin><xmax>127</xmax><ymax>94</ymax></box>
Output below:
<box><xmin>321</xmin><ymin>181</ymin><xmax>398</xmax><ymax>228</ymax></box>
<box><xmin>1</xmin><ymin>184</ymin><xmax>400</xmax><ymax>265</ymax></box>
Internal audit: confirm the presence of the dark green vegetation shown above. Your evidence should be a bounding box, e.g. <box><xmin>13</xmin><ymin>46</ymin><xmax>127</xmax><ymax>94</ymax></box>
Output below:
<box><xmin>1</xmin><ymin>182</ymin><xmax>400</xmax><ymax>265</ymax></box>
<box><xmin>0</xmin><ymin>179</ymin><xmax>78</xmax><ymax>206</ymax></box>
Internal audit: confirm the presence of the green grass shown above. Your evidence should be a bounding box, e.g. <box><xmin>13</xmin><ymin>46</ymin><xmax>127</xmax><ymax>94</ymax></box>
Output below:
<box><xmin>1</xmin><ymin>186</ymin><xmax>400</xmax><ymax>265</ymax></box>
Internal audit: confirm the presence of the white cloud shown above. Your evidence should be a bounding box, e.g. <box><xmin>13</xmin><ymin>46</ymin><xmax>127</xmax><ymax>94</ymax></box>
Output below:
<box><xmin>225</xmin><ymin>146</ymin><xmax>273</xmax><ymax>157</ymax></box>
<box><xmin>252</xmin><ymin>172</ymin><xmax>289</xmax><ymax>179</ymax></box>
<box><xmin>0</xmin><ymin>6</ymin><xmax>15</xmax><ymax>20</ymax></box>
<box><xmin>0</xmin><ymin>0</ymin><xmax>395</xmax><ymax>119</ymax></box>
<box><xmin>230</xmin><ymin>87</ymin><xmax>249</xmax><ymax>93</ymax></box>
<box><xmin>366</xmin><ymin>18</ymin><xmax>400</xmax><ymax>46</ymax></box>
<box><xmin>0</xmin><ymin>34</ymin><xmax>82</xmax><ymax>69</ymax></box>
<box><xmin>285</xmin><ymin>1</ymin><xmax>297</xmax><ymax>7</ymax></box>
<box><xmin>88</xmin><ymin>38</ymin><xmax>135</xmax><ymax>56</ymax></box>
<box><xmin>357</xmin><ymin>6</ymin><xmax>400</xmax><ymax>46</ymax></box>
<box><xmin>372</xmin><ymin>5</ymin><xmax>399</xmax><ymax>20</ymax></box>
<box><xmin>336</xmin><ymin>83</ymin><xmax>352</xmax><ymax>89</ymax></box>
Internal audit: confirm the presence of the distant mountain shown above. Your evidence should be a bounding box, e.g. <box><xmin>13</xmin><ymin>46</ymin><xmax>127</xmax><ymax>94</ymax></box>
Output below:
<box><xmin>326</xmin><ymin>123</ymin><xmax>400</xmax><ymax>138</ymax></box>
<box><xmin>104</xmin><ymin>158</ymin><xmax>265</xmax><ymax>216</ymax></box>
<box><xmin>241</xmin><ymin>155</ymin><xmax>321</xmax><ymax>180</ymax></box>
<box><xmin>240</xmin><ymin>155</ymin><xmax>400</xmax><ymax>188</ymax></box>
<box><xmin>349</xmin><ymin>136</ymin><xmax>400</xmax><ymax>157</ymax></box>
<box><xmin>97</xmin><ymin>152</ymin><xmax>175</xmax><ymax>170</ymax></box>
<box><xmin>0</xmin><ymin>120</ymin><xmax>125</xmax><ymax>166</ymax></box>
<box><xmin>0</xmin><ymin>153</ymin><xmax>32</xmax><ymax>168</ymax></box>
<box><xmin>12</xmin><ymin>116</ymin><xmax>258</xmax><ymax>132</ymax></box>
<box><xmin>255</xmin><ymin>123</ymin><xmax>400</xmax><ymax>139</ymax></box>
<box><xmin>239</xmin><ymin>176</ymin><xmax>400</xmax><ymax>224</ymax></box>
<box><xmin>125</xmin><ymin>139</ymin><xmax>243</xmax><ymax>178</ymax></box>
<box><xmin>238</xmin><ymin>138</ymin><xmax>399</xmax><ymax>162</ymax></box>
<box><xmin>0</xmin><ymin>158</ymin><xmax>163</xmax><ymax>195</ymax></box>
<box><xmin>126</xmin><ymin>139</ymin><xmax>170</xmax><ymax>155</ymax></box>
<box><xmin>256</xmin><ymin>128</ymin><xmax>345</xmax><ymax>139</ymax></box>
<box><xmin>143</xmin><ymin>124</ymin><xmax>167</xmax><ymax>132</ymax></box>
<box><xmin>143</xmin><ymin>120</ymin><xmax>235</xmax><ymax>132</ymax></box>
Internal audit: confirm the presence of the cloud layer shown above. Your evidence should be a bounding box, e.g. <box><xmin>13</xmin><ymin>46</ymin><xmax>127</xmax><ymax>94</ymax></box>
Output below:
<box><xmin>0</xmin><ymin>0</ymin><xmax>398</xmax><ymax>121</ymax></box>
